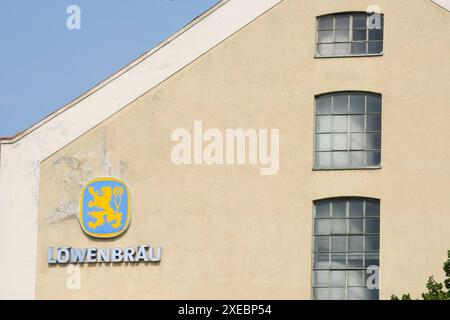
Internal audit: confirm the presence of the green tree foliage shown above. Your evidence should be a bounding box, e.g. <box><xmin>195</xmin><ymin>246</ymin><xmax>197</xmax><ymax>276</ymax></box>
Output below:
<box><xmin>391</xmin><ymin>251</ymin><xmax>450</xmax><ymax>300</ymax></box>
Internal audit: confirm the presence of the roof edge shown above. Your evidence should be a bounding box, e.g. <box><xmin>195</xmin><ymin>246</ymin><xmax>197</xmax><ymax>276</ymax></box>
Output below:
<box><xmin>431</xmin><ymin>0</ymin><xmax>450</xmax><ymax>11</ymax></box>
<box><xmin>0</xmin><ymin>0</ymin><xmax>230</xmax><ymax>144</ymax></box>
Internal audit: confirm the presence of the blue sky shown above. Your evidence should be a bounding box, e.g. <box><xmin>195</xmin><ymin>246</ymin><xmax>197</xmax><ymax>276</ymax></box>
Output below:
<box><xmin>0</xmin><ymin>0</ymin><xmax>220</xmax><ymax>137</ymax></box>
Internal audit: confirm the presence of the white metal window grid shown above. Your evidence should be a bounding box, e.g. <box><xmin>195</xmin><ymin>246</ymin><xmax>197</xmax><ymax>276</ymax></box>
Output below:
<box><xmin>314</xmin><ymin>91</ymin><xmax>382</xmax><ymax>170</ymax></box>
<box><xmin>315</xmin><ymin>12</ymin><xmax>384</xmax><ymax>57</ymax></box>
<box><xmin>312</xmin><ymin>198</ymin><xmax>380</xmax><ymax>300</ymax></box>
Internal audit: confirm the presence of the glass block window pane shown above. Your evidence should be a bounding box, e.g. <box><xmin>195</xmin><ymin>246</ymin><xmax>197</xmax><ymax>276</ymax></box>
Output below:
<box><xmin>331</xmin><ymin>271</ymin><xmax>346</xmax><ymax>286</ymax></box>
<box><xmin>348</xmin><ymin>236</ymin><xmax>364</xmax><ymax>252</ymax></box>
<box><xmin>365</xmin><ymin>235</ymin><xmax>380</xmax><ymax>251</ymax></box>
<box><xmin>366</xmin><ymin>133</ymin><xmax>381</xmax><ymax>149</ymax></box>
<box><xmin>367</xmin><ymin>94</ymin><xmax>382</xmax><ymax>113</ymax></box>
<box><xmin>350</xmin><ymin>151</ymin><xmax>365</xmax><ymax>167</ymax></box>
<box><xmin>316</xmin><ymin>237</ymin><xmax>330</xmax><ymax>252</ymax></box>
<box><xmin>315</xmin><ymin>200</ymin><xmax>331</xmax><ymax>218</ymax></box>
<box><xmin>350</xmin><ymin>134</ymin><xmax>365</xmax><ymax>150</ymax></box>
<box><xmin>367</xmin><ymin>115</ymin><xmax>382</xmax><ymax>131</ymax></box>
<box><xmin>366</xmin><ymin>151</ymin><xmax>381</xmax><ymax>167</ymax></box>
<box><xmin>331</xmin><ymin>254</ymin><xmax>347</xmax><ymax>269</ymax></box>
<box><xmin>350</xmin><ymin>94</ymin><xmax>365</xmax><ymax>114</ymax></box>
<box><xmin>332</xmin><ymin>200</ymin><xmax>347</xmax><ymax>218</ymax></box>
<box><xmin>348</xmin><ymin>270</ymin><xmax>364</xmax><ymax>286</ymax></box>
<box><xmin>313</xmin><ymin>198</ymin><xmax>380</xmax><ymax>300</ymax></box>
<box><xmin>333</xmin><ymin>116</ymin><xmax>348</xmax><ymax>132</ymax></box>
<box><xmin>335</xmin><ymin>15</ymin><xmax>350</xmax><ymax>29</ymax></box>
<box><xmin>333</xmin><ymin>134</ymin><xmax>348</xmax><ymax>150</ymax></box>
<box><xmin>368</xmin><ymin>41</ymin><xmax>383</xmax><ymax>54</ymax></box>
<box><xmin>350</xmin><ymin>115</ymin><xmax>364</xmax><ymax>132</ymax></box>
<box><xmin>333</xmin><ymin>94</ymin><xmax>349</xmax><ymax>114</ymax></box>
<box><xmin>316</xmin><ymin>96</ymin><xmax>332</xmax><ymax>114</ymax></box>
<box><xmin>316</xmin><ymin>253</ymin><xmax>331</xmax><ymax>268</ymax></box>
<box><xmin>331</xmin><ymin>288</ymin><xmax>346</xmax><ymax>300</ymax></box>
<box><xmin>331</xmin><ymin>236</ymin><xmax>346</xmax><ymax>252</ymax></box>
<box><xmin>369</xmin><ymin>29</ymin><xmax>383</xmax><ymax>40</ymax></box>
<box><xmin>351</xmin><ymin>42</ymin><xmax>366</xmax><ymax>54</ymax></box>
<box><xmin>348</xmin><ymin>254</ymin><xmax>364</xmax><ymax>268</ymax></box>
<box><xmin>316</xmin><ymin>116</ymin><xmax>332</xmax><ymax>133</ymax></box>
<box><xmin>365</xmin><ymin>200</ymin><xmax>380</xmax><ymax>216</ymax></box>
<box><xmin>314</xmin><ymin>288</ymin><xmax>330</xmax><ymax>300</ymax></box>
<box><xmin>315</xmin><ymin>152</ymin><xmax>331</xmax><ymax>168</ymax></box>
<box><xmin>316</xmin><ymin>134</ymin><xmax>332</xmax><ymax>151</ymax></box>
<box><xmin>348</xmin><ymin>287</ymin><xmax>366</xmax><ymax>300</ymax></box>
<box><xmin>314</xmin><ymin>270</ymin><xmax>330</xmax><ymax>286</ymax></box>
<box><xmin>352</xmin><ymin>14</ymin><xmax>367</xmax><ymax>28</ymax></box>
<box><xmin>335</xmin><ymin>29</ymin><xmax>350</xmax><ymax>42</ymax></box>
<box><xmin>365</xmin><ymin>253</ymin><xmax>380</xmax><ymax>268</ymax></box>
<box><xmin>365</xmin><ymin>218</ymin><xmax>380</xmax><ymax>233</ymax></box>
<box><xmin>349</xmin><ymin>219</ymin><xmax>364</xmax><ymax>234</ymax></box>
<box><xmin>332</xmin><ymin>219</ymin><xmax>346</xmax><ymax>234</ymax></box>
<box><xmin>318</xmin><ymin>16</ymin><xmax>333</xmax><ymax>30</ymax></box>
<box><xmin>334</xmin><ymin>43</ymin><xmax>351</xmax><ymax>55</ymax></box>
<box><xmin>332</xmin><ymin>151</ymin><xmax>349</xmax><ymax>167</ymax></box>
<box><xmin>316</xmin><ymin>13</ymin><xmax>384</xmax><ymax>57</ymax></box>
<box><xmin>317</xmin><ymin>43</ymin><xmax>333</xmax><ymax>56</ymax></box>
<box><xmin>353</xmin><ymin>29</ymin><xmax>367</xmax><ymax>41</ymax></box>
<box><xmin>349</xmin><ymin>199</ymin><xmax>364</xmax><ymax>217</ymax></box>
<box><xmin>315</xmin><ymin>219</ymin><xmax>331</xmax><ymax>235</ymax></box>
<box><xmin>315</xmin><ymin>92</ymin><xmax>382</xmax><ymax>169</ymax></box>
<box><xmin>318</xmin><ymin>30</ymin><xmax>334</xmax><ymax>43</ymax></box>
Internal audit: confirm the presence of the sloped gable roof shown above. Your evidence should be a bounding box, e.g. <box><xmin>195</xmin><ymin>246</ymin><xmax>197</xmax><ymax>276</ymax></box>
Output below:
<box><xmin>432</xmin><ymin>0</ymin><xmax>450</xmax><ymax>11</ymax></box>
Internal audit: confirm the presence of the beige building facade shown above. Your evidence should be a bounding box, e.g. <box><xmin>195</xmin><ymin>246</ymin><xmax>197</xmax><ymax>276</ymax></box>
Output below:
<box><xmin>1</xmin><ymin>0</ymin><xmax>449</xmax><ymax>299</ymax></box>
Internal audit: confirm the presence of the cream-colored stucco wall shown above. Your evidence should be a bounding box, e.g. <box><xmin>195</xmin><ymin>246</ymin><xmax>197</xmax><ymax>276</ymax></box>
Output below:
<box><xmin>36</xmin><ymin>0</ymin><xmax>450</xmax><ymax>299</ymax></box>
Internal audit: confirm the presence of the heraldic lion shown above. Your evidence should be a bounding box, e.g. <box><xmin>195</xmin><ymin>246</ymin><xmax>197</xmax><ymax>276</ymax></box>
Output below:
<box><xmin>87</xmin><ymin>186</ymin><xmax>123</xmax><ymax>229</ymax></box>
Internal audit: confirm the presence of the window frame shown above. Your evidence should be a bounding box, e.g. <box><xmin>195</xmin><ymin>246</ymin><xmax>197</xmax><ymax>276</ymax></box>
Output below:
<box><xmin>314</xmin><ymin>11</ymin><xmax>385</xmax><ymax>58</ymax></box>
<box><xmin>312</xmin><ymin>91</ymin><xmax>382</xmax><ymax>171</ymax></box>
<box><xmin>311</xmin><ymin>197</ymin><xmax>381</xmax><ymax>300</ymax></box>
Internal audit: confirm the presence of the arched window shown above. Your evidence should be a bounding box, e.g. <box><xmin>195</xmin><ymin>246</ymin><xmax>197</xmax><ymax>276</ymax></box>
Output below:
<box><xmin>314</xmin><ymin>91</ymin><xmax>382</xmax><ymax>169</ymax></box>
<box><xmin>316</xmin><ymin>12</ymin><xmax>384</xmax><ymax>57</ymax></box>
<box><xmin>312</xmin><ymin>197</ymin><xmax>380</xmax><ymax>300</ymax></box>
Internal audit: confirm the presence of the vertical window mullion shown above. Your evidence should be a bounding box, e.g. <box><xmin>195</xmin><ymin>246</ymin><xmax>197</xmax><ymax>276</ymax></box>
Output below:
<box><xmin>332</xmin><ymin>15</ymin><xmax>336</xmax><ymax>55</ymax></box>
<box><xmin>363</xmin><ymin>200</ymin><xmax>367</xmax><ymax>269</ymax></box>
<box><xmin>364</xmin><ymin>94</ymin><xmax>368</xmax><ymax>166</ymax></box>
<box><xmin>366</xmin><ymin>21</ymin><xmax>369</xmax><ymax>54</ymax></box>
<box><xmin>349</xmin><ymin>14</ymin><xmax>353</xmax><ymax>50</ymax></box>
<box><xmin>330</xmin><ymin>95</ymin><xmax>334</xmax><ymax>166</ymax></box>
<box><xmin>345</xmin><ymin>271</ymin><xmax>349</xmax><ymax>299</ymax></box>
<box><xmin>347</xmin><ymin>93</ymin><xmax>350</xmax><ymax>157</ymax></box>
